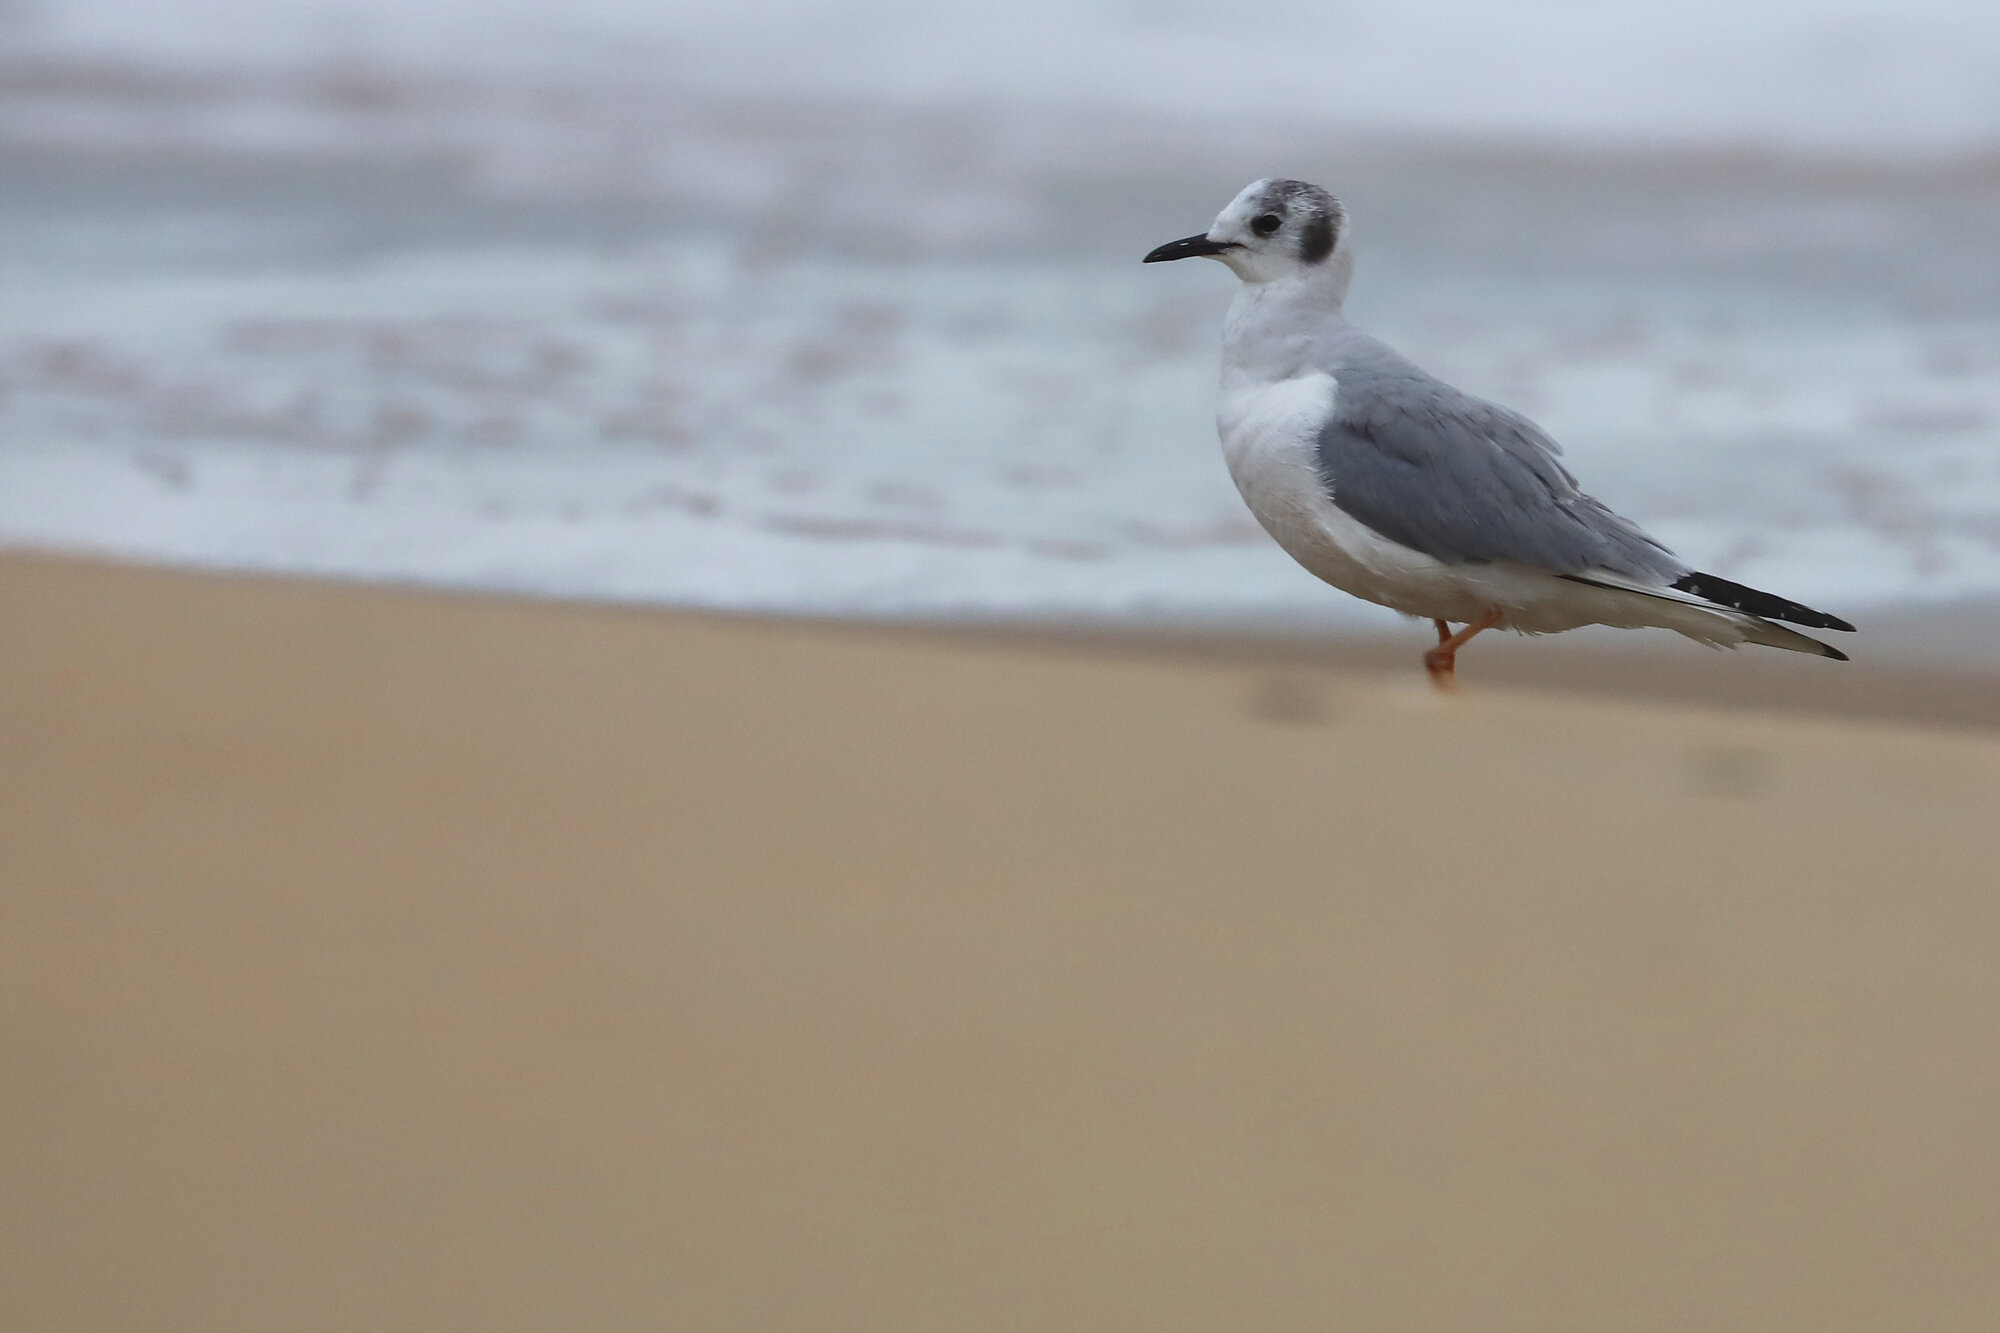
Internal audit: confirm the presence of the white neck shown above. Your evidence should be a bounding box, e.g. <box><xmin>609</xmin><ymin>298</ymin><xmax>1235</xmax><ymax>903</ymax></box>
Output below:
<box><xmin>1220</xmin><ymin>261</ymin><xmax>1353</xmax><ymax>385</ymax></box>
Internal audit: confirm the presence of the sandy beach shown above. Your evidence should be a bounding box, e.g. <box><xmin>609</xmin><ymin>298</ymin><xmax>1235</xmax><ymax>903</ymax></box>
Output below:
<box><xmin>5</xmin><ymin>551</ymin><xmax>2000</xmax><ymax>1331</ymax></box>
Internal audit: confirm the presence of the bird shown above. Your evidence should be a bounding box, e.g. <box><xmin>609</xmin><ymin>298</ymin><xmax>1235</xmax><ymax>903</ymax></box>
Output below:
<box><xmin>1144</xmin><ymin>178</ymin><xmax>1854</xmax><ymax>688</ymax></box>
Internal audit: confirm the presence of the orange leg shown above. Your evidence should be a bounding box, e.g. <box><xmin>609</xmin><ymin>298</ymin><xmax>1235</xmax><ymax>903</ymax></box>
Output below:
<box><xmin>1423</xmin><ymin>610</ymin><xmax>1503</xmax><ymax>689</ymax></box>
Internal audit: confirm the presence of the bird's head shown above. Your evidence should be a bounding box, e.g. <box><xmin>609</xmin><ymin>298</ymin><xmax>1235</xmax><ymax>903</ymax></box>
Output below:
<box><xmin>1143</xmin><ymin>178</ymin><xmax>1350</xmax><ymax>292</ymax></box>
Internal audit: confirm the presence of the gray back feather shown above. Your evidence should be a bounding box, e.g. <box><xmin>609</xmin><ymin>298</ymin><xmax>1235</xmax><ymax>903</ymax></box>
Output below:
<box><xmin>1314</xmin><ymin>334</ymin><xmax>1684</xmax><ymax>581</ymax></box>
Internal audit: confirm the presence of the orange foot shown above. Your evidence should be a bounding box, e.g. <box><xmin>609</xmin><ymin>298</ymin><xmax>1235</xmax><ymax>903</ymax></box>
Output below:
<box><xmin>1422</xmin><ymin>610</ymin><xmax>1503</xmax><ymax>690</ymax></box>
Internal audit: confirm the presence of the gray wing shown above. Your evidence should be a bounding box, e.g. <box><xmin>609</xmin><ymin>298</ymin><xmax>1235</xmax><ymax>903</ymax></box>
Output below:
<box><xmin>1317</xmin><ymin>356</ymin><xmax>1684</xmax><ymax>582</ymax></box>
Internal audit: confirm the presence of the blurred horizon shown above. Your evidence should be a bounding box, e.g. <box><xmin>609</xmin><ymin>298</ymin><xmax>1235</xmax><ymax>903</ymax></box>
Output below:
<box><xmin>10</xmin><ymin>0</ymin><xmax>2000</xmax><ymax>154</ymax></box>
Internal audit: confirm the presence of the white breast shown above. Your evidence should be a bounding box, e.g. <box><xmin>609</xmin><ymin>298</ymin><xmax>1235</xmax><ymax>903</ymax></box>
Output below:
<box><xmin>1215</xmin><ymin>370</ymin><xmax>1494</xmax><ymax>621</ymax></box>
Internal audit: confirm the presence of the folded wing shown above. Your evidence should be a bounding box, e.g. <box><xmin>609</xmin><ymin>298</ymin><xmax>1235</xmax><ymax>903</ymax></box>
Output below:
<box><xmin>1315</xmin><ymin>351</ymin><xmax>1684</xmax><ymax>584</ymax></box>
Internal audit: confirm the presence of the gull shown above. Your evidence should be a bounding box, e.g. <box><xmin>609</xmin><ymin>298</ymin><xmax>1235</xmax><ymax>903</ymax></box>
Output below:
<box><xmin>1145</xmin><ymin>178</ymin><xmax>1853</xmax><ymax>687</ymax></box>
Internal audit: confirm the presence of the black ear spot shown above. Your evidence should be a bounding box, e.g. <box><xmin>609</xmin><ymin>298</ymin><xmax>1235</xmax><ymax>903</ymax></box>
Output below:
<box><xmin>1251</xmin><ymin>213</ymin><xmax>1283</xmax><ymax>237</ymax></box>
<box><xmin>1298</xmin><ymin>214</ymin><xmax>1335</xmax><ymax>264</ymax></box>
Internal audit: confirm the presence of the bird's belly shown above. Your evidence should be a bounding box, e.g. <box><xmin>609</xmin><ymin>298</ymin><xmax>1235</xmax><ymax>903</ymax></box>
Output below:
<box><xmin>1219</xmin><ymin>374</ymin><xmax>1491</xmax><ymax>620</ymax></box>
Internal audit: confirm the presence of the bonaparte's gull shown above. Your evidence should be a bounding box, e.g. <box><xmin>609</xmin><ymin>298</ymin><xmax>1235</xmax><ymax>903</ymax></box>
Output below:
<box><xmin>1145</xmin><ymin>178</ymin><xmax>1853</xmax><ymax>685</ymax></box>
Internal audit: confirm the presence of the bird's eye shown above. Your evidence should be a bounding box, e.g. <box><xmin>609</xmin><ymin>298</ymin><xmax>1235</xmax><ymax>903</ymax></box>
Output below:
<box><xmin>1251</xmin><ymin>213</ymin><xmax>1283</xmax><ymax>236</ymax></box>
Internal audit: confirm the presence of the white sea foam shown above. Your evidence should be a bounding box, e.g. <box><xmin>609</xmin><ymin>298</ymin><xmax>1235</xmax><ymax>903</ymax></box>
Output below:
<box><xmin>4</xmin><ymin>235</ymin><xmax>1995</xmax><ymax>635</ymax></box>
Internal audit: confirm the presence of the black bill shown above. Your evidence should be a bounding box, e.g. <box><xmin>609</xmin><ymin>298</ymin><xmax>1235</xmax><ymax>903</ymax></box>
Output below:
<box><xmin>1142</xmin><ymin>234</ymin><xmax>1237</xmax><ymax>263</ymax></box>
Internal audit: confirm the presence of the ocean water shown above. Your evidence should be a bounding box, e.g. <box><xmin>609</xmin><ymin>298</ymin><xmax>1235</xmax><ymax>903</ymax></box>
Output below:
<box><xmin>4</xmin><ymin>23</ymin><xmax>2000</xmax><ymax>648</ymax></box>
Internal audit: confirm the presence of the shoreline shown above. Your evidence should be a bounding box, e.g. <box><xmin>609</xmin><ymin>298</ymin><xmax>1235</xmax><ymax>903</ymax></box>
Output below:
<box><xmin>17</xmin><ymin>547</ymin><xmax>1984</xmax><ymax>731</ymax></box>
<box><xmin>901</xmin><ymin>612</ymin><xmax>2000</xmax><ymax>733</ymax></box>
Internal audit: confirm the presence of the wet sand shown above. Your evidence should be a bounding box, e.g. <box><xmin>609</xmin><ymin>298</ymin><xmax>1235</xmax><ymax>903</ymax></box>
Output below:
<box><xmin>5</xmin><ymin>552</ymin><xmax>2000</xmax><ymax>1331</ymax></box>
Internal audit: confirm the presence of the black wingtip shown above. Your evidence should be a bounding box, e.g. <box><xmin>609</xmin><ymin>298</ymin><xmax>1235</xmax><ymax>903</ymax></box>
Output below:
<box><xmin>1822</xmin><ymin>643</ymin><xmax>1850</xmax><ymax>662</ymax></box>
<box><xmin>1671</xmin><ymin>572</ymin><xmax>1855</xmax><ymax>632</ymax></box>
